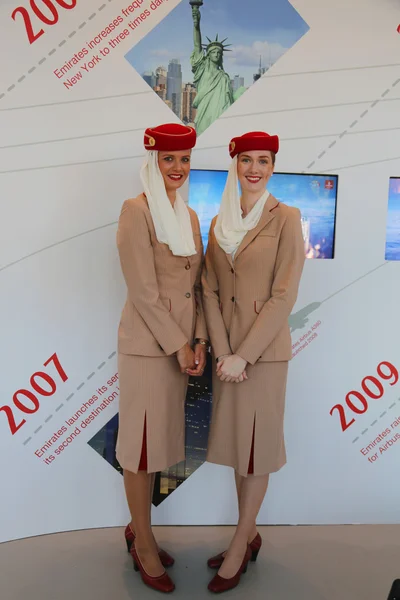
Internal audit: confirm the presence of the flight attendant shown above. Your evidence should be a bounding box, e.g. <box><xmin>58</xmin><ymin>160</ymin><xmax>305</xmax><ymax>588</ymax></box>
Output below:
<box><xmin>202</xmin><ymin>131</ymin><xmax>305</xmax><ymax>593</ymax></box>
<box><xmin>116</xmin><ymin>123</ymin><xmax>208</xmax><ymax>593</ymax></box>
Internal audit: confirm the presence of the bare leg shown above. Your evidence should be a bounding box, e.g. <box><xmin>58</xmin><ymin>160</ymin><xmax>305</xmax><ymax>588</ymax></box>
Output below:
<box><xmin>235</xmin><ymin>472</ymin><xmax>257</xmax><ymax>543</ymax></box>
<box><xmin>127</xmin><ymin>471</ymin><xmax>160</xmax><ymax>551</ymax></box>
<box><xmin>148</xmin><ymin>472</ymin><xmax>162</xmax><ymax>551</ymax></box>
<box><xmin>124</xmin><ymin>469</ymin><xmax>164</xmax><ymax>577</ymax></box>
<box><xmin>234</xmin><ymin>471</ymin><xmax>243</xmax><ymax>505</ymax></box>
<box><xmin>218</xmin><ymin>473</ymin><xmax>269</xmax><ymax>579</ymax></box>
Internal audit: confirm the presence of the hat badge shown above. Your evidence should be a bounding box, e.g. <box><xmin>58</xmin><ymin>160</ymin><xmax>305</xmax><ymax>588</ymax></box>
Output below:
<box><xmin>230</xmin><ymin>141</ymin><xmax>236</xmax><ymax>152</ymax></box>
<box><xmin>147</xmin><ymin>136</ymin><xmax>156</xmax><ymax>147</ymax></box>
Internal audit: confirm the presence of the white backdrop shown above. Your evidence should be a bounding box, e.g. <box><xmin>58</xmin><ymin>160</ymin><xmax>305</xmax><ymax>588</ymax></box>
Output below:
<box><xmin>1</xmin><ymin>0</ymin><xmax>400</xmax><ymax>542</ymax></box>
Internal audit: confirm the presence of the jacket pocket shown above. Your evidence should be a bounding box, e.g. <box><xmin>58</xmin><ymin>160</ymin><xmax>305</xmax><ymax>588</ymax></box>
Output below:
<box><xmin>258</xmin><ymin>230</ymin><xmax>277</xmax><ymax>237</ymax></box>
<box><xmin>160</xmin><ymin>297</ymin><xmax>172</xmax><ymax>312</ymax></box>
<box><xmin>257</xmin><ymin>231</ymin><xmax>277</xmax><ymax>247</ymax></box>
<box><xmin>254</xmin><ymin>300</ymin><xmax>266</xmax><ymax>314</ymax></box>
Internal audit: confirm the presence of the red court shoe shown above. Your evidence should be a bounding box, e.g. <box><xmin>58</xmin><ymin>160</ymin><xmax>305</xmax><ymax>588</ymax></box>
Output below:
<box><xmin>130</xmin><ymin>544</ymin><xmax>175</xmax><ymax>594</ymax></box>
<box><xmin>207</xmin><ymin>532</ymin><xmax>262</xmax><ymax>569</ymax></box>
<box><xmin>125</xmin><ymin>524</ymin><xmax>175</xmax><ymax>568</ymax></box>
<box><xmin>207</xmin><ymin>545</ymin><xmax>252</xmax><ymax>594</ymax></box>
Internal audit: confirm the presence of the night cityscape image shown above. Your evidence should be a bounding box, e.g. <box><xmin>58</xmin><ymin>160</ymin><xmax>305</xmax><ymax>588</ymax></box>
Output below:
<box><xmin>385</xmin><ymin>177</ymin><xmax>400</xmax><ymax>261</ymax></box>
<box><xmin>88</xmin><ymin>354</ymin><xmax>213</xmax><ymax>505</ymax></box>
<box><xmin>124</xmin><ymin>0</ymin><xmax>309</xmax><ymax>135</ymax></box>
<box><xmin>189</xmin><ymin>170</ymin><xmax>339</xmax><ymax>259</ymax></box>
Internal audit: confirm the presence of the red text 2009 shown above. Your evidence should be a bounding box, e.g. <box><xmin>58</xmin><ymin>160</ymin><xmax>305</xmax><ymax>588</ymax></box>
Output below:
<box><xmin>330</xmin><ymin>361</ymin><xmax>398</xmax><ymax>431</ymax></box>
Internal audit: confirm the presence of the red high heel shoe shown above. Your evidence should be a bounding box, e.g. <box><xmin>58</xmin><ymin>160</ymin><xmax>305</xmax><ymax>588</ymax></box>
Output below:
<box><xmin>125</xmin><ymin>524</ymin><xmax>175</xmax><ymax>568</ymax></box>
<box><xmin>207</xmin><ymin>545</ymin><xmax>252</xmax><ymax>594</ymax></box>
<box><xmin>207</xmin><ymin>532</ymin><xmax>262</xmax><ymax>569</ymax></box>
<box><xmin>130</xmin><ymin>543</ymin><xmax>175</xmax><ymax>594</ymax></box>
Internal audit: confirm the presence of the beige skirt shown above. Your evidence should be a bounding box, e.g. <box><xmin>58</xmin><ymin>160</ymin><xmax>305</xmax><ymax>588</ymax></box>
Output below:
<box><xmin>116</xmin><ymin>353</ymin><xmax>188</xmax><ymax>474</ymax></box>
<box><xmin>206</xmin><ymin>361</ymin><xmax>289</xmax><ymax>477</ymax></box>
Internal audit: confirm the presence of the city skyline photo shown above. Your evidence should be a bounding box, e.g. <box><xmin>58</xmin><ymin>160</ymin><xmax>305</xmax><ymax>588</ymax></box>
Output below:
<box><xmin>125</xmin><ymin>0</ymin><xmax>309</xmax><ymax>133</ymax></box>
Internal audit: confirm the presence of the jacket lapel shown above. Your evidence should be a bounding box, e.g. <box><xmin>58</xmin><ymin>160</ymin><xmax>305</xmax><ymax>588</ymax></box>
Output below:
<box><xmin>211</xmin><ymin>218</ymin><xmax>234</xmax><ymax>268</ymax></box>
<box><xmin>234</xmin><ymin>194</ymin><xmax>279</xmax><ymax>261</ymax></box>
<box><xmin>224</xmin><ymin>250</ymin><xmax>234</xmax><ymax>268</ymax></box>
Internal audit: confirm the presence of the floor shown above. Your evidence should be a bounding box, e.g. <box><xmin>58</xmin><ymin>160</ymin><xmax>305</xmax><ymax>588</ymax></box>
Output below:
<box><xmin>1</xmin><ymin>525</ymin><xmax>399</xmax><ymax>599</ymax></box>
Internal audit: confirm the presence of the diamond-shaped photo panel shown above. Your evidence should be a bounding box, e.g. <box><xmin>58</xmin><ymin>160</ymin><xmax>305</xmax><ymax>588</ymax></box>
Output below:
<box><xmin>88</xmin><ymin>354</ymin><xmax>213</xmax><ymax>506</ymax></box>
<box><xmin>125</xmin><ymin>0</ymin><xmax>309</xmax><ymax>136</ymax></box>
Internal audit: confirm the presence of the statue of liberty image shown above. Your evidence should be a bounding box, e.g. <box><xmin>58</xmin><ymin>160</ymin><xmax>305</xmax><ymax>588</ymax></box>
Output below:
<box><xmin>190</xmin><ymin>1</ymin><xmax>244</xmax><ymax>135</ymax></box>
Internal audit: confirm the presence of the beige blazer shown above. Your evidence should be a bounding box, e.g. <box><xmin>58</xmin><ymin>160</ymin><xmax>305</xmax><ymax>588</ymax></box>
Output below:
<box><xmin>117</xmin><ymin>194</ymin><xmax>208</xmax><ymax>357</ymax></box>
<box><xmin>202</xmin><ymin>194</ymin><xmax>305</xmax><ymax>364</ymax></box>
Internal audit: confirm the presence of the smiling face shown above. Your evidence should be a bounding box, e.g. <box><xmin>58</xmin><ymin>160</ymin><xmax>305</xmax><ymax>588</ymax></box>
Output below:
<box><xmin>237</xmin><ymin>150</ymin><xmax>275</xmax><ymax>195</ymax></box>
<box><xmin>157</xmin><ymin>150</ymin><xmax>192</xmax><ymax>193</ymax></box>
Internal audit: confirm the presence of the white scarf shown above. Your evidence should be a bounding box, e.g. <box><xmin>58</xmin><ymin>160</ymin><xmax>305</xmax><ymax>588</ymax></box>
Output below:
<box><xmin>214</xmin><ymin>156</ymin><xmax>270</xmax><ymax>256</ymax></box>
<box><xmin>140</xmin><ymin>151</ymin><xmax>196</xmax><ymax>257</ymax></box>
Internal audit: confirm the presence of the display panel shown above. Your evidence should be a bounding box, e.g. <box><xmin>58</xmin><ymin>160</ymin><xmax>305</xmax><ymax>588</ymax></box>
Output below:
<box><xmin>189</xmin><ymin>170</ymin><xmax>339</xmax><ymax>259</ymax></box>
<box><xmin>385</xmin><ymin>178</ymin><xmax>400</xmax><ymax>261</ymax></box>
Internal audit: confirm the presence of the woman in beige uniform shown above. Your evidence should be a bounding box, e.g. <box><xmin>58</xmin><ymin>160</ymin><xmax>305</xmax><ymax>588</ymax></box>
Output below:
<box><xmin>116</xmin><ymin>123</ymin><xmax>208</xmax><ymax>593</ymax></box>
<box><xmin>202</xmin><ymin>131</ymin><xmax>305</xmax><ymax>593</ymax></box>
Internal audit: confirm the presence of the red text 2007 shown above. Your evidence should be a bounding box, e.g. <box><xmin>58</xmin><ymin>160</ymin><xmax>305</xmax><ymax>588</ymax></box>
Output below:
<box><xmin>0</xmin><ymin>353</ymin><xmax>68</xmax><ymax>435</ymax></box>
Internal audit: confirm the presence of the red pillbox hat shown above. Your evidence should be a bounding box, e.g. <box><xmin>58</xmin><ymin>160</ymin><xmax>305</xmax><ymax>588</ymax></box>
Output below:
<box><xmin>144</xmin><ymin>123</ymin><xmax>197</xmax><ymax>151</ymax></box>
<box><xmin>229</xmin><ymin>131</ymin><xmax>279</xmax><ymax>158</ymax></box>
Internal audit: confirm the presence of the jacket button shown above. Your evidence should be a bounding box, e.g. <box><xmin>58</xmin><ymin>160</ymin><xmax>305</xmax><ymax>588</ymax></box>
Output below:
<box><xmin>185</xmin><ymin>264</ymin><xmax>191</xmax><ymax>270</ymax></box>
<box><xmin>231</xmin><ymin>296</ymin><xmax>235</xmax><ymax>302</ymax></box>
<box><xmin>185</xmin><ymin>292</ymin><xmax>191</xmax><ymax>298</ymax></box>
<box><xmin>230</xmin><ymin>268</ymin><xmax>234</xmax><ymax>273</ymax></box>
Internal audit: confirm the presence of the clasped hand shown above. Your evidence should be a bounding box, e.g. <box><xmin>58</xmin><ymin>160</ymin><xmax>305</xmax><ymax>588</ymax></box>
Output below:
<box><xmin>176</xmin><ymin>342</ymin><xmax>207</xmax><ymax>376</ymax></box>
<box><xmin>216</xmin><ymin>354</ymin><xmax>248</xmax><ymax>383</ymax></box>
